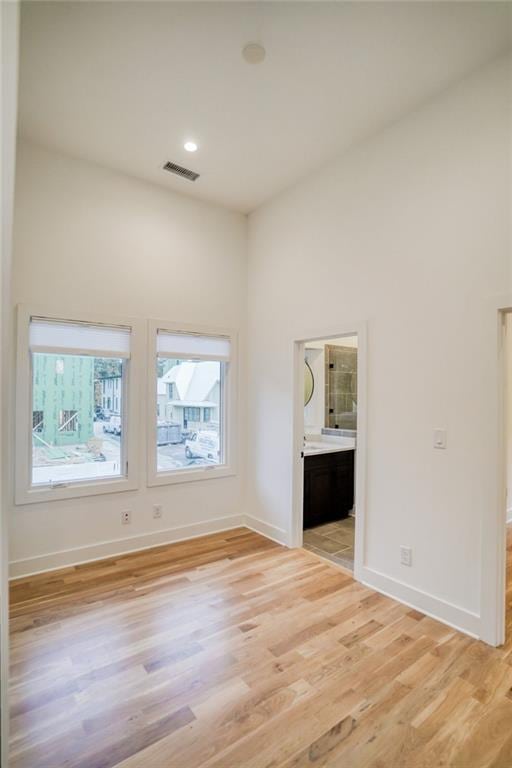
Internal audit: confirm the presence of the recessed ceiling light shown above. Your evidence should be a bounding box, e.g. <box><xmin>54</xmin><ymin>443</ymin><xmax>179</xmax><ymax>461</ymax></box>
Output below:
<box><xmin>184</xmin><ymin>141</ymin><xmax>198</xmax><ymax>153</ymax></box>
<box><xmin>242</xmin><ymin>43</ymin><xmax>266</xmax><ymax>65</ymax></box>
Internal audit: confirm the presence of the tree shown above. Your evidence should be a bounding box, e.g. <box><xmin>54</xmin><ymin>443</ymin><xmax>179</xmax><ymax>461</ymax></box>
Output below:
<box><xmin>157</xmin><ymin>358</ymin><xmax>181</xmax><ymax>377</ymax></box>
<box><xmin>94</xmin><ymin>358</ymin><xmax>122</xmax><ymax>379</ymax></box>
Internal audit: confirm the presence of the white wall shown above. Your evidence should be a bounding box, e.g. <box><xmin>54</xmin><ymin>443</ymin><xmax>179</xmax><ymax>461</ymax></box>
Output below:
<box><xmin>8</xmin><ymin>53</ymin><xmax>512</xmax><ymax>644</ymax></box>
<box><xmin>10</xmin><ymin>139</ymin><xmax>247</xmax><ymax>575</ymax></box>
<box><xmin>1</xmin><ymin>0</ymin><xmax>19</xmax><ymax>757</ymax></box>
<box><xmin>247</xmin><ymin>57</ymin><xmax>512</xmax><ymax>639</ymax></box>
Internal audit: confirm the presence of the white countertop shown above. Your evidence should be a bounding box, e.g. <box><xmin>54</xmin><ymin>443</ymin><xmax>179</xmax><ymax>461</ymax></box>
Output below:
<box><xmin>304</xmin><ymin>436</ymin><xmax>356</xmax><ymax>457</ymax></box>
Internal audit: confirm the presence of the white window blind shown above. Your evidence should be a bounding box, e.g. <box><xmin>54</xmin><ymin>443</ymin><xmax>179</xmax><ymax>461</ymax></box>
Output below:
<box><xmin>157</xmin><ymin>330</ymin><xmax>231</xmax><ymax>361</ymax></box>
<box><xmin>29</xmin><ymin>318</ymin><xmax>131</xmax><ymax>358</ymax></box>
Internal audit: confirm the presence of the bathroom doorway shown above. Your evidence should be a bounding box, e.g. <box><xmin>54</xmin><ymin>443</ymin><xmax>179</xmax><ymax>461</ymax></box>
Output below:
<box><xmin>291</xmin><ymin>325</ymin><xmax>367</xmax><ymax>580</ymax></box>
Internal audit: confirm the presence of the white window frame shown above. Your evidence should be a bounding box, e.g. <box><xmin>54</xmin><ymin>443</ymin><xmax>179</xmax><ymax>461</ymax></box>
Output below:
<box><xmin>147</xmin><ymin>319</ymin><xmax>237</xmax><ymax>487</ymax></box>
<box><xmin>15</xmin><ymin>305</ymin><xmax>143</xmax><ymax>505</ymax></box>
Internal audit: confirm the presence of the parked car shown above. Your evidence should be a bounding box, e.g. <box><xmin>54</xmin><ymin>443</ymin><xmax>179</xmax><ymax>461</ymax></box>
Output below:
<box><xmin>185</xmin><ymin>430</ymin><xmax>219</xmax><ymax>462</ymax></box>
<box><xmin>103</xmin><ymin>415</ymin><xmax>121</xmax><ymax>436</ymax></box>
<box><xmin>94</xmin><ymin>407</ymin><xmax>107</xmax><ymax>421</ymax></box>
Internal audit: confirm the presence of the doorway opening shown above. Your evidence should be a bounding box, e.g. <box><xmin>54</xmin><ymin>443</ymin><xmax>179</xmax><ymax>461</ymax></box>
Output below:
<box><xmin>488</xmin><ymin>304</ymin><xmax>512</xmax><ymax>648</ymax></box>
<box><xmin>292</xmin><ymin>326</ymin><xmax>366</xmax><ymax>579</ymax></box>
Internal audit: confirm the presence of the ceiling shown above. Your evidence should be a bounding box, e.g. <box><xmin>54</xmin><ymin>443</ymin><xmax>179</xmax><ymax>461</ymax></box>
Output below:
<box><xmin>18</xmin><ymin>2</ymin><xmax>512</xmax><ymax>214</ymax></box>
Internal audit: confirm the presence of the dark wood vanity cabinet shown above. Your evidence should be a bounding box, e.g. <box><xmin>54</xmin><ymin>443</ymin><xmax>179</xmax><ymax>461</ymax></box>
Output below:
<box><xmin>303</xmin><ymin>450</ymin><xmax>354</xmax><ymax>529</ymax></box>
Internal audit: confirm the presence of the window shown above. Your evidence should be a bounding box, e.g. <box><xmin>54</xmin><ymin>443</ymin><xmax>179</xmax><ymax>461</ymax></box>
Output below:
<box><xmin>59</xmin><ymin>409</ymin><xmax>78</xmax><ymax>432</ymax></box>
<box><xmin>148</xmin><ymin>323</ymin><xmax>236</xmax><ymax>485</ymax></box>
<box><xmin>31</xmin><ymin>350</ymin><xmax>126</xmax><ymax>487</ymax></box>
<box><xmin>183</xmin><ymin>407</ymin><xmax>201</xmax><ymax>423</ymax></box>
<box><xmin>16</xmin><ymin>308</ymin><xmax>142</xmax><ymax>504</ymax></box>
<box><xmin>32</xmin><ymin>410</ymin><xmax>43</xmax><ymax>433</ymax></box>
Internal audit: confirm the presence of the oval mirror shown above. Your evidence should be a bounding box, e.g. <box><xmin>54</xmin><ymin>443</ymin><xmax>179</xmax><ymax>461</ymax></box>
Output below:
<box><xmin>304</xmin><ymin>361</ymin><xmax>314</xmax><ymax>406</ymax></box>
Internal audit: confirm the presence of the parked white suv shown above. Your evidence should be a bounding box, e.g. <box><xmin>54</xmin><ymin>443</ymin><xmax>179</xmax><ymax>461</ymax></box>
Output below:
<box><xmin>103</xmin><ymin>415</ymin><xmax>122</xmax><ymax>436</ymax></box>
<box><xmin>185</xmin><ymin>430</ymin><xmax>219</xmax><ymax>462</ymax></box>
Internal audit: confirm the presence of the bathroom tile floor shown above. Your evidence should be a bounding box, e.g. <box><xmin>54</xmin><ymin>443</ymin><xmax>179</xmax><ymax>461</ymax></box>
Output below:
<box><xmin>303</xmin><ymin>516</ymin><xmax>355</xmax><ymax>570</ymax></box>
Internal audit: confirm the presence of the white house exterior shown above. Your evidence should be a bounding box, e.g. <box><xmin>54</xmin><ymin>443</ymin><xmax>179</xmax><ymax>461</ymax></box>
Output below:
<box><xmin>157</xmin><ymin>379</ymin><xmax>167</xmax><ymax>420</ymax></box>
<box><xmin>99</xmin><ymin>375</ymin><xmax>122</xmax><ymax>415</ymax></box>
<box><xmin>158</xmin><ymin>361</ymin><xmax>220</xmax><ymax>433</ymax></box>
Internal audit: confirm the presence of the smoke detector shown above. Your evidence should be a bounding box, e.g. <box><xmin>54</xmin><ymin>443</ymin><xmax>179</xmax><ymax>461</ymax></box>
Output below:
<box><xmin>242</xmin><ymin>43</ymin><xmax>266</xmax><ymax>64</ymax></box>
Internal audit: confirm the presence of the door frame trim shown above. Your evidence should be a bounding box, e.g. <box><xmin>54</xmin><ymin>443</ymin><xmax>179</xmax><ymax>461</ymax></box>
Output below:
<box><xmin>482</xmin><ymin>296</ymin><xmax>512</xmax><ymax>646</ymax></box>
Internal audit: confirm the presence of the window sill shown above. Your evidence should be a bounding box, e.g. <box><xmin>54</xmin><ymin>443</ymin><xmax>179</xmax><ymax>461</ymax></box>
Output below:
<box><xmin>15</xmin><ymin>474</ymin><xmax>138</xmax><ymax>506</ymax></box>
<box><xmin>147</xmin><ymin>464</ymin><xmax>235</xmax><ymax>488</ymax></box>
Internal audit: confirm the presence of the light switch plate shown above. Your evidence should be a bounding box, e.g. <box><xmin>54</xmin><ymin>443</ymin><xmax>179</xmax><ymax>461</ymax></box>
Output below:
<box><xmin>434</xmin><ymin>429</ymin><xmax>447</xmax><ymax>449</ymax></box>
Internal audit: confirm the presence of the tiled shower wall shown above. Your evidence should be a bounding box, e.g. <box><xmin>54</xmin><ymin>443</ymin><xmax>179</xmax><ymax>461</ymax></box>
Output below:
<box><xmin>325</xmin><ymin>345</ymin><xmax>357</xmax><ymax>430</ymax></box>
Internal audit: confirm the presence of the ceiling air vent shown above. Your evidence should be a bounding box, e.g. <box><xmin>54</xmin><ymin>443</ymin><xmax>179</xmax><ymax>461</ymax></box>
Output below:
<box><xmin>162</xmin><ymin>160</ymin><xmax>200</xmax><ymax>182</ymax></box>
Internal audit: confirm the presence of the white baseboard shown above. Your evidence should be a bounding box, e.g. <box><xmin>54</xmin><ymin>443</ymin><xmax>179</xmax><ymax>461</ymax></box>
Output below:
<box><xmin>244</xmin><ymin>515</ymin><xmax>289</xmax><ymax>546</ymax></box>
<box><xmin>360</xmin><ymin>565</ymin><xmax>481</xmax><ymax>639</ymax></box>
<box><xmin>10</xmin><ymin>517</ymin><xmax>482</xmax><ymax>643</ymax></box>
<box><xmin>9</xmin><ymin>515</ymin><xmax>245</xmax><ymax>579</ymax></box>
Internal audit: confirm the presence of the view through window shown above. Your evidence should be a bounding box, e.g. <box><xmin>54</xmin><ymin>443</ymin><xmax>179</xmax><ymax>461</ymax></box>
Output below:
<box><xmin>31</xmin><ymin>353</ymin><xmax>124</xmax><ymax>486</ymax></box>
<box><xmin>156</xmin><ymin>357</ymin><xmax>222</xmax><ymax>472</ymax></box>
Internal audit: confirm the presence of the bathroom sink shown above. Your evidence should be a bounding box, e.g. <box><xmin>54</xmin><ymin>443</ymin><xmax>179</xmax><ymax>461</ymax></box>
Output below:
<box><xmin>304</xmin><ymin>441</ymin><xmax>328</xmax><ymax>453</ymax></box>
<box><xmin>303</xmin><ymin>438</ymin><xmax>355</xmax><ymax>456</ymax></box>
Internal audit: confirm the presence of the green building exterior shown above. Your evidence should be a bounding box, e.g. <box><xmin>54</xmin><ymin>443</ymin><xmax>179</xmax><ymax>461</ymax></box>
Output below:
<box><xmin>32</xmin><ymin>353</ymin><xmax>95</xmax><ymax>447</ymax></box>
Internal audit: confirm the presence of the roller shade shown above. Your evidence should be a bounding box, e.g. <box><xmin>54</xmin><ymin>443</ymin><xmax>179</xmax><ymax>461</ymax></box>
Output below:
<box><xmin>157</xmin><ymin>330</ymin><xmax>231</xmax><ymax>361</ymax></box>
<box><xmin>30</xmin><ymin>318</ymin><xmax>131</xmax><ymax>358</ymax></box>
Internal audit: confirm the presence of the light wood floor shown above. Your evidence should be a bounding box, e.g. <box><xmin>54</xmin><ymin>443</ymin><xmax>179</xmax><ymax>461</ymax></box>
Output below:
<box><xmin>9</xmin><ymin>526</ymin><xmax>512</xmax><ymax>768</ymax></box>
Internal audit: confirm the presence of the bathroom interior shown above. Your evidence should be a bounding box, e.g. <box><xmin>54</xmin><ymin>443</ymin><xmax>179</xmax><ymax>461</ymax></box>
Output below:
<box><xmin>303</xmin><ymin>336</ymin><xmax>357</xmax><ymax>570</ymax></box>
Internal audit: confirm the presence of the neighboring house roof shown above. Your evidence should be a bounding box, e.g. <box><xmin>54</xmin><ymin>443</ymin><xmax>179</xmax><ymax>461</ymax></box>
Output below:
<box><xmin>160</xmin><ymin>361</ymin><xmax>219</xmax><ymax>404</ymax></box>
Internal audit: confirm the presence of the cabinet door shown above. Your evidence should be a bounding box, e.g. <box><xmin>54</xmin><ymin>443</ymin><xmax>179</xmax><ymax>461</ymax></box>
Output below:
<box><xmin>334</xmin><ymin>451</ymin><xmax>354</xmax><ymax>512</ymax></box>
<box><xmin>303</xmin><ymin>451</ymin><xmax>354</xmax><ymax>528</ymax></box>
<box><xmin>305</xmin><ymin>465</ymin><xmax>332</xmax><ymax>528</ymax></box>
<box><xmin>303</xmin><ymin>463</ymin><xmax>312</xmax><ymax>527</ymax></box>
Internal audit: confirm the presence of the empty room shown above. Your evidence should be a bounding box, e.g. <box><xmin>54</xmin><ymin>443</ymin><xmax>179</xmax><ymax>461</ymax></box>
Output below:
<box><xmin>1</xmin><ymin>2</ymin><xmax>512</xmax><ymax>766</ymax></box>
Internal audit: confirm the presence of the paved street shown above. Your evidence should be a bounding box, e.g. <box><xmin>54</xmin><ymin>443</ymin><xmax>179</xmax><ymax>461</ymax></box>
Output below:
<box><xmin>96</xmin><ymin>421</ymin><xmax>211</xmax><ymax>471</ymax></box>
<box><xmin>157</xmin><ymin>440</ymin><xmax>209</xmax><ymax>471</ymax></box>
<box><xmin>32</xmin><ymin>420</ymin><xmax>213</xmax><ymax>485</ymax></box>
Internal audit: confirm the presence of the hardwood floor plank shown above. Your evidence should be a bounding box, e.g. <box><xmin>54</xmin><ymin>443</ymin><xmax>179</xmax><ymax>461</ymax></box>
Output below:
<box><xmin>9</xmin><ymin>525</ymin><xmax>512</xmax><ymax>768</ymax></box>
<box><xmin>278</xmin><ymin>714</ymin><xmax>357</xmax><ymax>768</ymax></box>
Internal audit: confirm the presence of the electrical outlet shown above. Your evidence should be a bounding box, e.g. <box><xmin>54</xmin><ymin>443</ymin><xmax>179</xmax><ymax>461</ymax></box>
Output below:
<box><xmin>400</xmin><ymin>546</ymin><xmax>412</xmax><ymax>567</ymax></box>
<box><xmin>121</xmin><ymin>510</ymin><xmax>131</xmax><ymax>525</ymax></box>
<box><xmin>153</xmin><ymin>504</ymin><xmax>162</xmax><ymax>519</ymax></box>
